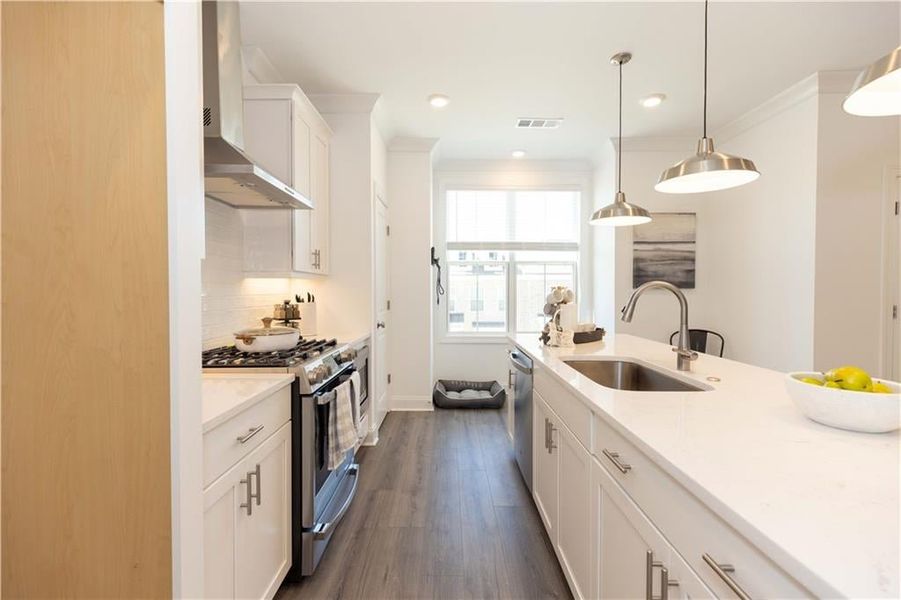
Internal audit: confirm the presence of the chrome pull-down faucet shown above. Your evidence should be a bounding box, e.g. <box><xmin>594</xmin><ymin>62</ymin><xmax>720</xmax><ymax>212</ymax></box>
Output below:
<box><xmin>621</xmin><ymin>280</ymin><xmax>698</xmax><ymax>371</ymax></box>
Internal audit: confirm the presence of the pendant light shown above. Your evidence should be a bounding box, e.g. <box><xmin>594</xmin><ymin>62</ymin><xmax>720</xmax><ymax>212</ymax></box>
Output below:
<box><xmin>655</xmin><ymin>0</ymin><xmax>759</xmax><ymax>194</ymax></box>
<box><xmin>843</xmin><ymin>46</ymin><xmax>901</xmax><ymax>116</ymax></box>
<box><xmin>590</xmin><ymin>52</ymin><xmax>652</xmax><ymax>227</ymax></box>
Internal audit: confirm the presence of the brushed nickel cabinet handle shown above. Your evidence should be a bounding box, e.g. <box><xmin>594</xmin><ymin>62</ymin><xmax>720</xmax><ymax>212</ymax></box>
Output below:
<box><xmin>603</xmin><ymin>448</ymin><xmax>632</xmax><ymax>474</ymax></box>
<box><xmin>703</xmin><ymin>553</ymin><xmax>751</xmax><ymax>600</ymax></box>
<box><xmin>660</xmin><ymin>567</ymin><xmax>679</xmax><ymax>600</ymax></box>
<box><xmin>646</xmin><ymin>551</ymin><xmax>678</xmax><ymax>600</ymax></box>
<box><xmin>548</xmin><ymin>422</ymin><xmax>557</xmax><ymax>452</ymax></box>
<box><xmin>236</xmin><ymin>425</ymin><xmax>264</xmax><ymax>444</ymax></box>
<box><xmin>544</xmin><ymin>418</ymin><xmax>549</xmax><ymax>451</ymax></box>
<box><xmin>508</xmin><ymin>369</ymin><xmax>514</xmax><ymax>388</ymax></box>
<box><xmin>239</xmin><ymin>472</ymin><xmax>253</xmax><ymax>516</ymax></box>
<box><xmin>251</xmin><ymin>463</ymin><xmax>261</xmax><ymax>506</ymax></box>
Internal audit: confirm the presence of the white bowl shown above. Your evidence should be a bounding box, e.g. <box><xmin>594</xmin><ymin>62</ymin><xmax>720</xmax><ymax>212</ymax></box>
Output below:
<box><xmin>785</xmin><ymin>372</ymin><xmax>901</xmax><ymax>433</ymax></box>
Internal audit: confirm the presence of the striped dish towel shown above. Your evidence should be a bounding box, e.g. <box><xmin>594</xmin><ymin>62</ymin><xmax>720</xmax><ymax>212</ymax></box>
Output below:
<box><xmin>328</xmin><ymin>379</ymin><xmax>357</xmax><ymax>470</ymax></box>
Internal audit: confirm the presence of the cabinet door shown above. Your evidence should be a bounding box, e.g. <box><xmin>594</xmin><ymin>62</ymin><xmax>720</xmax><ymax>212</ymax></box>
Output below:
<box><xmin>292</xmin><ymin>209</ymin><xmax>314</xmax><ymax>273</ymax></box>
<box><xmin>557</xmin><ymin>424</ymin><xmax>592</xmax><ymax>600</ymax></box>
<box><xmin>236</xmin><ymin>422</ymin><xmax>292</xmax><ymax>600</ymax></box>
<box><xmin>309</xmin><ymin>133</ymin><xmax>330</xmax><ymax>274</ymax></box>
<box><xmin>291</xmin><ymin>111</ymin><xmax>311</xmax><ymax>200</ymax></box>
<box><xmin>203</xmin><ymin>470</ymin><xmax>242</xmax><ymax>599</ymax></box>
<box><xmin>532</xmin><ymin>391</ymin><xmax>558</xmax><ymax>543</ymax></box>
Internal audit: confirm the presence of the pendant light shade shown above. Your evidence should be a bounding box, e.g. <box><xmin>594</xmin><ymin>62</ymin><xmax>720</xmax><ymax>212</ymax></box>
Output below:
<box><xmin>656</xmin><ymin>0</ymin><xmax>759</xmax><ymax>194</ymax></box>
<box><xmin>590</xmin><ymin>52</ymin><xmax>652</xmax><ymax>227</ymax></box>
<box><xmin>655</xmin><ymin>137</ymin><xmax>759</xmax><ymax>194</ymax></box>
<box><xmin>843</xmin><ymin>46</ymin><xmax>901</xmax><ymax>117</ymax></box>
<box><xmin>590</xmin><ymin>191</ymin><xmax>651</xmax><ymax>226</ymax></box>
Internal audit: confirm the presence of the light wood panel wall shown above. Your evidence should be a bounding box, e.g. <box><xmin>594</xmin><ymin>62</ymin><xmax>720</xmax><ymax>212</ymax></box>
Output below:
<box><xmin>1</xmin><ymin>3</ymin><xmax>172</xmax><ymax>597</ymax></box>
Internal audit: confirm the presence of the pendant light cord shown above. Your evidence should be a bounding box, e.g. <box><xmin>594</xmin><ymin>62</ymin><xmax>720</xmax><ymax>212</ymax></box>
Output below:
<box><xmin>617</xmin><ymin>58</ymin><xmax>623</xmax><ymax>193</ymax></box>
<box><xmin>703</xmin><ymin>0</ymin><xmax>708</xmax><ymax>138</ymax></box>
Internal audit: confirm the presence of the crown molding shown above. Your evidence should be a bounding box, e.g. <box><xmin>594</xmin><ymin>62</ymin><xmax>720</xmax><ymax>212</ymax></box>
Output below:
<box><xmin>388</xmin><ymin>137</ymin><xmax>440</xmax><ymax>153</ymax></box>
<box><xmin>307</xmin><ymin>93</ymin><xmax>381</xmax><ymax>115</ymax></box>
<box><xmin>714</xmin><ymin>70</ymin><xmax>858</xmax><ymax>142</ymax></box>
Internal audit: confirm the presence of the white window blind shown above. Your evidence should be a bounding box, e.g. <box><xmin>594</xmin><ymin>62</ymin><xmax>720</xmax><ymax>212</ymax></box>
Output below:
<box><xmin>446</xmin><ymin>189</ymin><xmax>580</xmax><ymax>251</ymax></box>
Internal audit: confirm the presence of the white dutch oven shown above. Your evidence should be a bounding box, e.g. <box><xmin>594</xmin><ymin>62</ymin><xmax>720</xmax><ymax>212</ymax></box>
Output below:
<box><xmin>234</xmin><ymin>318</ymin><xmax>300</xmax><ymax>352</ymax></box>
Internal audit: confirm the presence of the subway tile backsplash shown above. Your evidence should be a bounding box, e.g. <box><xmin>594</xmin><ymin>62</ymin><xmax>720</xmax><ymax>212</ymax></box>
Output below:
<box><xmin>202</xmin><ymin>198</ymin><xmax>313</xmax><ymax>349</ymax></box>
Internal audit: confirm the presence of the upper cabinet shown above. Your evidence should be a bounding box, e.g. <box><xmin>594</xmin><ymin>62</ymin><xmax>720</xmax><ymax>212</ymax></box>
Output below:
<box><xmin>242</xmin><ymin>84</ymin><xmax>331</xmax><ymax>275</ymax></box>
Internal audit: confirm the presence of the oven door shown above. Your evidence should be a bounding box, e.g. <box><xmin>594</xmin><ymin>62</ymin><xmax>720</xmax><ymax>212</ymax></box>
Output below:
<box><xmin>291</xmin><ymin>363</ymin><xmax>360</xmax><ymax>578</ymax></box>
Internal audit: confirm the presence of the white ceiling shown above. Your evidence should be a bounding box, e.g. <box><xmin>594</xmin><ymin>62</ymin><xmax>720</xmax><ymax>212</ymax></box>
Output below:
<box><xmin>241</xmin><ymin>2</ymin><xmax>899</xmax><ymax>162</ymax></box>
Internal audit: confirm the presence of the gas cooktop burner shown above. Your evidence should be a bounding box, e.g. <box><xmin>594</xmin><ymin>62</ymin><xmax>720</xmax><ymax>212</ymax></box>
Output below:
<box><xmin>202</xmin><ymin>338</ymin><xmax>338</xmax><ymax>368</ymax></box>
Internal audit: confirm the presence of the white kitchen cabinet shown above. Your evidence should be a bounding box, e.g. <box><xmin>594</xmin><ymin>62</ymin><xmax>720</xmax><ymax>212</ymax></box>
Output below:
<box><xmin>204</xmin><ymin>422</ymin><xmax>291</xmax><ymax>600</ymax></box>
<box><xmin>591</xmin><ymin>456</ymin><xmax>714</xmax><ymax>600</ymax></box>
<box><xmin>243</xmin><ymin>84</ymin><xmax>331</xmax><ymax>275</ymax></box>
<box><xmin>532</xmin><ymin>390</ymin><xmax>558</xmax><ymax>543</ymax></box>
<box><xmin>203</xmin><ymin>384</ymin><xmax>292</xmax><ymax>600</ymax></box>
<box><xmin>556</xmin><ymin>422</ymin><xmax>592</xmax><ymax>600</ymax></box>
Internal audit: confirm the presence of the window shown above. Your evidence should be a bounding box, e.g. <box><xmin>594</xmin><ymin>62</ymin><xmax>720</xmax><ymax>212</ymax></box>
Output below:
<box><xmin>444</xmin><ymin>189</ymin><xmax>581</xmax><ymax>335</ymax></box>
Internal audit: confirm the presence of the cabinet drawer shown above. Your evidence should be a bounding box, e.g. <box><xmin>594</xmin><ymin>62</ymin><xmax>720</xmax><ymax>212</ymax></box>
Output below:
<box><xmin>535</xmin><ymin>366</ymin><xmax>592</xmax><ymax>451</ymax></box>
<box><xmin>204</xmin><ymin>386</ymin><xmax>291</xmax><ymax>488</ymax></box>
<box><xmin>592</xmin><ymin>413</ymin><xmax>811</xmax><ymax>599</ymax></box>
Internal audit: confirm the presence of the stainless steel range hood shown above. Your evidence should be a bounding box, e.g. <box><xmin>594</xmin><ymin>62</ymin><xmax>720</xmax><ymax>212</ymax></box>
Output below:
<box><xmin>202</xmin><ymin>1</ymin><xmax>312</xmax><ymax>210</ymax></box>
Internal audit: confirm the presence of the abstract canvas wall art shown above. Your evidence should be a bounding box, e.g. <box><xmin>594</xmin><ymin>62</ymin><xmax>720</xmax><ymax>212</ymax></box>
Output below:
<box><xmin>632</xmin><ymin>212</ymin><xmax>696</xmax><ymax>289</ymax></box>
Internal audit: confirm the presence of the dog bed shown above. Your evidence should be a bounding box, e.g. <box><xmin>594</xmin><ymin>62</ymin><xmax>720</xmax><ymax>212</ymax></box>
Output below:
<box><xmin>433</xmin><ymin>379</ymin><xmax>506</xmax><ymax>409</ymax></box>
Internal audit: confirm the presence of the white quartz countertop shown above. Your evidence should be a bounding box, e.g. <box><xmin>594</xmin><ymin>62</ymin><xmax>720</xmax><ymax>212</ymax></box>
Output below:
<box><xmin>202</xmin><ymin>373</ymin><xmax>295</xmax><ymax>433</ymax></box>
<box><xmin>511</xmin><ymin>333</ymin><xmax>899</xmax><ymax>599</ymax></box>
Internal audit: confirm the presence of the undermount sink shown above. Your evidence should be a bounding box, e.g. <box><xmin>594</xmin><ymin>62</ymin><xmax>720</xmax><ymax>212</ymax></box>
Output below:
<box><xmin>562</xmin><ymin>358</ymin><xmax>710</xmax><ymax>392</ymax></box>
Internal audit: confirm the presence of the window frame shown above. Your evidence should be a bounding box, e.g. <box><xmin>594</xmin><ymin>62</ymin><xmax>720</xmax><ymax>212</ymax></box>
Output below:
<box><xmin>436</xmin><ymin>181</ymin><xmax>588</xmax><ymax>342</ymax></box>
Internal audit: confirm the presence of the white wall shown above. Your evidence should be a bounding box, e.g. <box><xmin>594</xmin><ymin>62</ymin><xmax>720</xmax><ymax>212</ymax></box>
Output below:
<box><xmin>387</xmin><ymin>139</ymin><xmax>437</xmax><ymax>410</ymax></box>
<box><xmin>590</xmin><ymin>140</ymin><xmax>618</xmax><ymax>335</ymax></box>
<box><xmin>708</xmin><ymin>95</ymin><xmax>820</xmax><ymax>370</ymax></box>
<box><xmin>164</xmin><ymin>2</ymin><xmax>204</xmax><ymax>596</ymax></box>
<box><xmin>432</xmin><ymin>160</ymin><xmax>593</xmax><ymax>387</ymax></box>
<box><xmin>813</xmin><ymin>87</ymin><xmax>899</xmax><ymax>374</ymax></box>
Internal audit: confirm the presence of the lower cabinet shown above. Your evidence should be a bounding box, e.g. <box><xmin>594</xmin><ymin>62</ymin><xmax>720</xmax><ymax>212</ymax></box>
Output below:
<box><xmin>204</xmin><ymin>422</ymin><xmax>292</xmax><ymax>600</ymax></box>
<box><xmin>557</xmin><ymin>422</ymin><xmax>592</xmax><ymax>600</ymax></box>
<box><xmin>532</xmin><ymin>390</ymin><xmax>559</xmax><ymax>543</ymax></box>
<box><xmin>591</xmin><ymin>457</ymin><xmax>713</xmax><ymax>600</ymax></box>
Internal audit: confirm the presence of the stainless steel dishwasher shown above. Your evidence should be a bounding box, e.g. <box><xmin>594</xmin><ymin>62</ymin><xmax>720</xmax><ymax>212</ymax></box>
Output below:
<box><xmin>509</xmin><ymin>348</ymin><xmax>533</xmax><ymax>491</ymax></box>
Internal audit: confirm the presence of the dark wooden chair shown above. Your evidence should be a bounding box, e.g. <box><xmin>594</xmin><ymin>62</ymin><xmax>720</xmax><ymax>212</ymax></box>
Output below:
<box><xmin>669</xmin><ymin>329</ymin><xmax>725</xmax><ymax>357</ymax></box>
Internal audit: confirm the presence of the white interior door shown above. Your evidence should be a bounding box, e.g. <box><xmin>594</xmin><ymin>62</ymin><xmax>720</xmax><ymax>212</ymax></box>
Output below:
<box><xmin>374</xmin><ymin>194</ymin><xmax>390</xmax><ymax>430</ymax></box>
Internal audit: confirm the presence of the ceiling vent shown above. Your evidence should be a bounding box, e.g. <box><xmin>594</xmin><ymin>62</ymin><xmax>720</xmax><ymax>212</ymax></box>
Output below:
<box><xmin>516</xmin><ymin>117</ymin><xmax>563</xmax><ymax>129</ymax></box>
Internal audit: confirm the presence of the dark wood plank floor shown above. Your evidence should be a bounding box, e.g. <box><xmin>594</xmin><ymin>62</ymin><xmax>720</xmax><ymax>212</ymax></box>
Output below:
<box><xmin>276</xmin><ymin>408</ymin><xmax>572</xmax><ymax>600</ymax></box>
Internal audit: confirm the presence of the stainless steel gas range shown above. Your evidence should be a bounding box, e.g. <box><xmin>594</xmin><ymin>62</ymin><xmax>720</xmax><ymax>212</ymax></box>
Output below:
<box><xmin>202</xmin><ymin>338</ymin><xmax>362</xmax><ymax>579</ymax></box>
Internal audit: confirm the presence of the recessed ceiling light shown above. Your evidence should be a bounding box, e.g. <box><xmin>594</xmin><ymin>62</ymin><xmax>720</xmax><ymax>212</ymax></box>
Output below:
<box><xmin>640</xmin><ymin>93</ymin><xmax>667</xmax><ymax>108</ymax></box>
<box><xmin>428</xmin><ymin>94</ymin><xmax>450</xmax><ymax>108</ymax></box>
<box><xmin>511</xmin><ymin>150</ymin><xmax>526</xmax><ymax>159</ymax></box>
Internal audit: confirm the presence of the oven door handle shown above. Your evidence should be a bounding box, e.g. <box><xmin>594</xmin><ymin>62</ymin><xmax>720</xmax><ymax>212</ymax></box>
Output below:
<box><xmin>312</xmin><ymin>464</ymin><xmax>359</xmax><ymax>540</ymax></box>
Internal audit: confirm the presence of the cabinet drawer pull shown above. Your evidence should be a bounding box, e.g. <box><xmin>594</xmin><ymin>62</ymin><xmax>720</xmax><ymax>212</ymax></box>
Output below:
<box><xmin>544</xmin><ymin>418</ymin><xmax>550</xmax><ymax>451</ymax></box>
<box><xmin>236</xmin><ymin>425</ymin><xmax>265</xmax><ymax>444</ymax></box>
<box><xmin>603</xmin><ymin>448</ymin><xmax>632</xmax><ymax>473</ymax></box>
<box><xmin>703</xmin><ymin>553</ymin><xmax>751</xmax><ymax>600</ymax></box>
<box><xmin>548</xmin><ymin>422</ymin><xmax>557</xmax><ymax>452</ymax></box>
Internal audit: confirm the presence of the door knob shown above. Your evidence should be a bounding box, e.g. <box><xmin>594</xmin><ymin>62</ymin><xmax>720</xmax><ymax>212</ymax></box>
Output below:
<box><xmin>376</xmin><ymin>321</ymin><xmax>386</xmax><ymax>329</ymax></box>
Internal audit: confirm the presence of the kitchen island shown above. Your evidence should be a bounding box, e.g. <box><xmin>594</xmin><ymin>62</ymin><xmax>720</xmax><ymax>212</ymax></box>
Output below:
<box><xmin>511</xmin><ymin>333</ymin><xmax>899</xmax><ymax>599</ymax></box>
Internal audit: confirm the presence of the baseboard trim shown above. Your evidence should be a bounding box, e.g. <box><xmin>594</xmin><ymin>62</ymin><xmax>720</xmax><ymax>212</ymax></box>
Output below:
<box><xmin>389</xmin><ymin>395</ymin><xmax>434</xmax><ymax>411</ymax></box>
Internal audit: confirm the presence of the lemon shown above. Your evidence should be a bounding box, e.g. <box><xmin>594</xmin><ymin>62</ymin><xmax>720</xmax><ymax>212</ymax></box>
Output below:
<box><xmin>827</xmin><ymin>366</ymin><xmax>873</xmax><ymax>392</ymax></box>
<box><xmin>824</xmin><ymin>381</ymin><xmax>842</xmax><ymax>389</ymax></box>
<box><xmin>800</xmin><ymin>377</ymin><xmax>824</xmax><ymax>386</ymax></box>
<box><xmin>873</xmin><ymin>381</ymin><xmax>892</xmax><ymax>394</ymax></box>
